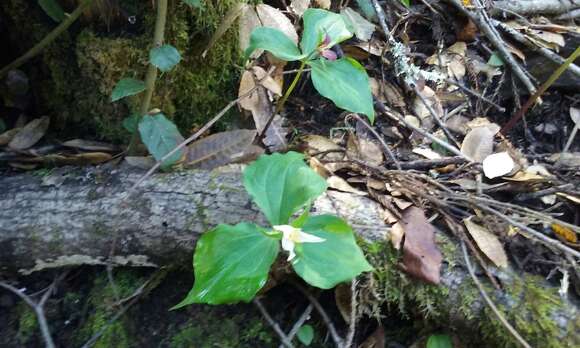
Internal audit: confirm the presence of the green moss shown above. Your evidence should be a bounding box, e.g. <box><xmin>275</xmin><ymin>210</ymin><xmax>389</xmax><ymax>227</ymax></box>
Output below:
<box><xmin>1</xmin><ymin>0</ymin><xmax>242</xmax><ymax>143</ymax></box>
<box><xmin>169</xmin><ymin>307</ymin><xmax>274</xmax><ymax>348</ymax></box>
<box><xmin>16</xmin><ymin>303</ymin><xmax>37</xmax><ymax>344</ymax></box>
<box><xmin>76</xmin><ymin>270</ymin><xmax>145</xmax><ymax>348</ymax></box>
<box><xmin>480</xmin><ymin>274</ymin><xmax>577</xmax><ymax>348</ymax></box>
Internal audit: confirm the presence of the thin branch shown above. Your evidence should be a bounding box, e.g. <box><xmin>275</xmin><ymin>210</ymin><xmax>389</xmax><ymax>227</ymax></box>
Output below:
<box><xmin>414</xmin><ymin>86</ymin><xmax>461</xmax><ymax>148</ymax></box>
<box><xmin>347</xmin><ymin>113</ymin><xmax>401</xmax><ymax>170</ymax></box>
<box><xmin>254</xmin><ymin>298</ymin><xmax>294</xmax><ymax>348</ymax></box>
<box><xmin>445</xmin><ymin>79</ymin><xmax>506</xmax><ymax>112</ymax></box>
<box><xmin>278</xmin><ymin>304</ymin><xmax>313</xmax><ymax>348</ymax></box>
<box><xmin>293</xmin><ymin>282</ymin><xmax>344</xmax><ymax>347</ymax></box>
<box><xmin>0</xmin><ymin>0</ymin><xmax>94</xmax><ymax>78</ymax></box>
<box><xmin>461</xmin><ymin>241</ymin><xmax>532</xmax><ymax>348</ymax></box>
<box><xmin>345</xmin><ymin>279</ymin><xmax>358</xmax><ymax>348</ymax></box>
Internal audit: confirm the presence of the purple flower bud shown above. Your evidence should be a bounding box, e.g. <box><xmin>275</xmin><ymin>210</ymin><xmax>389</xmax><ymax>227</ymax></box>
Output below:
<box><xmin>321</xmin><ymin>49</ymin><xmax>337</xmax><ymax>61</ymax></box>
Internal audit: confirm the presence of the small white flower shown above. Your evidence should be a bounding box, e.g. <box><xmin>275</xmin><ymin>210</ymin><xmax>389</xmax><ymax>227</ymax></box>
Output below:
<box><xmin>273</xmin><ymin>225</ymin><xmax>326</xmax><ymax>261</ymax></box>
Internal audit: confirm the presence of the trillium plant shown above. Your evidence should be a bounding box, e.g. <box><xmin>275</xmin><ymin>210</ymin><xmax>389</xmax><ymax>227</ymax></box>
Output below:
<box><xmin>246</xmin><ymin>8</ymin><xmax>375</xmax><ymax>123</ymax></box>
<box><xmin>174</xmin><ymin>152</ymin><xmax>372</xmax><ymax>307</ymax></box>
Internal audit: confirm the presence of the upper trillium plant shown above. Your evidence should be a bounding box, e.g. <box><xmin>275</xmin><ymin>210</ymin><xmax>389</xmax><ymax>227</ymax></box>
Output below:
<box><xmin>174</xmin><ymin>152</ymin><xmax>372</xmax><ymax>307</ymax></box>
<box><xmin>246</xmin><ymin>9</ymin><xmax>375</xmax><ymax>123</ymax></box>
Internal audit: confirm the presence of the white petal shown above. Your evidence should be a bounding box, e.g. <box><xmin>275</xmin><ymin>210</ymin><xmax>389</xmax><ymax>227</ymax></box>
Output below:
<box><xmin>273</xmin><ymin>225</ymin><xmax>294</xmax><ymax>236</ymax></box>
<box><xmin>281</xmin><ymin>237</ymin><xmax>294</xmax><ymax>253</ymax></box>
<box><xmin>297</xmin><ymin>231</ymin><xmax>326</xmax><ymax>243</ymax></box>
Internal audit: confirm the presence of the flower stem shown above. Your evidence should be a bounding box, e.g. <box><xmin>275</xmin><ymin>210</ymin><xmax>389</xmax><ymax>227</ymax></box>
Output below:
<box><xmin>275</xmin><ymin>60</ymin><xmax>306</xmax><ymax>114</ymax></box>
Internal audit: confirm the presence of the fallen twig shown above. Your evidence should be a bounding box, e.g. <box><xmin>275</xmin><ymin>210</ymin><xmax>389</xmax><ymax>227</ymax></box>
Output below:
<box><xmin>347</xmin><ymin>113</ymin><xmax>401</xmax><ymax>170</ymax></box>
<box><xmin>461</xmin><ymin>241</ymin><xmax>532</xmax><ymax>348</ymax></box>
<box><xmin>254</xmin><ymin>297</ymin><xmax>294</xmax><ymax>348</ymax></box>
<box><xmin>278</xmin><ymin>304</ymin><xmax>314</xmax><ymax>348</ymax></box>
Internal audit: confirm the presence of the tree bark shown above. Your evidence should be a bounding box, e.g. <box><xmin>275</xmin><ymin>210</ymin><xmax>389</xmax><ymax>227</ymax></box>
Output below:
<box><xmin>0</xmin><ymin>165</ymin><xmax>577</xmax><ymax>345</ymax></box>
<box><xmin>492</xmin><ymin>0</ymin><xmax>580</xmax><ymax>16</ymax></box>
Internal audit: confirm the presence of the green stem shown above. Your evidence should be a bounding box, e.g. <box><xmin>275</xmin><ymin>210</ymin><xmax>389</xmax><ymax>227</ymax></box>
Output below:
<box><xmin>0</xmin><ymin>0</ymin><xmax>94</xmax><ymax>79</ymax></box>
<box><xmin>275</xmin><ymin>60</ymin><xmax>307</xmax><ymax>114</ymax></box>
<box><xmin>127</xmin><ymin>0</ymin><xmax>168</xmax><ymax>154</ymax></box>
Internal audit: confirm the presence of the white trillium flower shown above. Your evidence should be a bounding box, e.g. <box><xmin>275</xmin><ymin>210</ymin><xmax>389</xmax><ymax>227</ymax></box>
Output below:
<box><xmin>273</xmin><ymin>225</ymin><xmax>326</xmax><ymax>261</ymax></box>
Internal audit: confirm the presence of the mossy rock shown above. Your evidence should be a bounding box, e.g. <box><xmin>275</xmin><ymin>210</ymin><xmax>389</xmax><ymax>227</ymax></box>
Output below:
<box><xmin>0</xmin><ymin>0</ymin><xmax>243</xmax><ymax>142</ymax></box>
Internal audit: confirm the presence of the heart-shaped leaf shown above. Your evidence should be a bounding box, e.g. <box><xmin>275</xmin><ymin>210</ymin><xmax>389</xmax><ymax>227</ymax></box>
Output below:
<box><xmin>150</xmin><ymin>44</ymin><xmax>181</xmax><ymax>72</ymax></box>
<box><xmin>243</xmin><ymin>152</ymin><xmax>327</xmax><ymax>225</ymax></box>
<box><xmin>245</xmin><ymin>27</ymin><xmax>305</xmax><ymax>61</ymax></box>
<box><xmin>173</xmin><ymin>223</ymin><xmax>279</xmax><ymax>306</ymax></box>
<box><xmin>111</xmin><ymin>78</ymin><xmax>146</xmax><ymax>102</ymax></box>
<box><xmin>308</xmin><ymin>58</ymin><xmax>375</xmax><ymax>122</ymax></box>
<box><xmin>138</xmin><ymin>113</ymin><xmax>184</xmax><ymax>169</ymax></box>
<box><xmin>292</xmin><ymin>215</ymin><xmax>373</xmax><ymax>289</ymax></box>
<box><xmin>301</xmin><ymin>8</ymin><xmax>352</xmax><ymax>56</ymax></box>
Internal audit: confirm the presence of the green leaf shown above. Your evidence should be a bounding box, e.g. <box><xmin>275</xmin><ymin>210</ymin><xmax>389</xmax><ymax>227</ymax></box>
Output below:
<box><xmin>150</xmin><ymin>44</ymin><xmax>182</xmax><ymax>72</ymax></box>
<box><xmin>122</xmin><ymin>114</ymin><xmax>139</xmax><ymax>134</ymax></box>
<box><xmin>427</xmin><ymin>334</ymin><xmax>453</xmax><ymax>348</ymax></box>
<box><xmin>308</xmin><ymin>58</ymin><xmax>375</xmax><ymax>123</ymax></box>
<box><xmin>245</xmin><ymin>27</ymin><xmax>305</xmax><ymax>61</ymax></box>
<box><xmin>399</xmin><ymin>0</ymin><xmax>411</xmax><ymax>8</ymax></box>
<box><xmin>297</xmin><ymin>324</ymin><xmax>314</xmax><ymax>346</ymax></box>
<box><xmin>487</xmin><ymin>52</ymin><xmax>504</xmax><ymax>67</ymax></box>
<box><xmin>173</xmin><ymin>223</ymin><xmax>280</xmax><ymax>307</ymax></box>
<box><xmin>243</xmin><ymin>152</ymin><xmax>327</xmax><ymax>226</ymax></box>
<box><xmin>301</xmin><ymin>9</ymin><xmax>353</xmax><ymax>56</ymax></box>
<box><xmin>38</xmin><ymin>0</ymin><xmax>65</xmax><ymax>22</ymax></box>
<box><xmin>292</xmin><ymin>215</ymin><xmax>373</xmax><ymax>289</ymax></box>
<box><xmin>111</xmin><ymin>78</ymin><xmax>146</xmax><ymax>102</ymax></box>
<box><xmin>183</xmin><ymin>0</ymin><xmax>202</xmax><ymax>8</ymax></box>
<box><xmin>138</xmin><ymin>113</ymin><xmax>185</xmax><ymax>169</ymax></box>
<box><xmin>354</xmin><ymin>0</ymin><xmax>378</xmax><ymax>21</ymax></box>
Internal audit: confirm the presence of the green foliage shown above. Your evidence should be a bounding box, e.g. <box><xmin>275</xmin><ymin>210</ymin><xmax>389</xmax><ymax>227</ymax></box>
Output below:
<box><xmin>243</xmin><ymin>151</ymin><xmax>327</xmax><ymax>225</ymax></box>
<box><xmin>297</xmin><ymin>324</ymin><xmax>314</xmax><ymax>346</ymax></box>
<box><xmin>292</xmin><ymin>215</ymin><xmax>373</xmax><ymax>289</ymax></box>
<box><xmin>427</xmin><ymin>334</ymin><xmax>453</xmax><ymax>348</ymax></box>
<box><xmin>182</xmin><ymin>0</ymin><xmax>202</xmax><ymax>8</ymax></box>
<box><xmin>138</xmin><ymin>113</ymin><xmax>184</xmax><ymax>169</ymax></box>
<box><xmin>245</xmin><ymin>8</ymin><xmax>375</xmax><ymax>123</ymax></box>
<box><xmin>150</xmin><ymin>44</ymin><xmax>182</xmax><ymax>72</ymax></box>
<box><xmin>399</xmin><ymin>0</ymin><xmax>411</xmax><ymax>7</ymax></box>
<box><xmin>122</xmin><ymin>114</ymin><xmax>139</xmax><ymax>134</ymax></box>
<box><xmin>487</xmin><ymin>52</ymin><xmax>504</xmax><ymax>67</ymax></box>
<box><xmin>308</xmin><ymin>58</ymin><xmax>374</xmax><ymax>123</ymax></box>
<box><xmin>176</xmin><ymin>152</ymin><xmax>372</xmax><ymax>306</ymax></box>
<box><xmin>173</xmin><ymin>223</ymin><xmax>280</xmax><ymax>307</ymax></box>
<box><xmin>111</xmin><ymin>78</ymin><xmax>146</xmax><ymax>102</ymax></box>
<box><xmin>38</xmin><ymin>0</ymin><xmax>64</xmax><ymax>22</ymax></box>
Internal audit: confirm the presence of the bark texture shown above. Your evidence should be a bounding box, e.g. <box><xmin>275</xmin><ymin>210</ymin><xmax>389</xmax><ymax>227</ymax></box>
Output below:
<box><xmin>492</xmin><ymin>0</ymin><xmax>580</xmax><ymax>16</ymax></box>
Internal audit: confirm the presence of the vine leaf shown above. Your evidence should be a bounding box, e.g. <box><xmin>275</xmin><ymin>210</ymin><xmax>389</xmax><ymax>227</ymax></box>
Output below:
<box><xmin>150</xmin><ymin>44</ymin><xmax>181</xmax><ymax>72</ymax></box>
<box><xmin>308</xmin><ymin>58</ymin><xmax>375</xmax><ymax>123</ymax></box>
<box><xmin>111</xmin><ymin>78</ymin><xmax>146</xmax><ymax>102</ymax></box>
<box><xmin>173</xmin><ymin>223</ymin><xmax>279</xmax><ymax>306</ymax></box>
<box><xmin>38</xmin><ymin>0</ymin><xmax>65</xmax><ymax>22</ymax></box>
<box><xmin>243</xmin><ymin>152</ymin><xmax>327</xmax><ymax>225</ymax></box>
<box><xmin>184</xmin><ymin>129</ymin><xmax>257</xmax><ymax>169</ymax></box>
<box><xmin>292</xmin><ymin>215</ymin><xmax>373</xmax><ymax>289</ymax></box>
<box><xmin>138</xmin><ymin>113</ymin><xmax>184</xmax><ymax>169</ymax></box>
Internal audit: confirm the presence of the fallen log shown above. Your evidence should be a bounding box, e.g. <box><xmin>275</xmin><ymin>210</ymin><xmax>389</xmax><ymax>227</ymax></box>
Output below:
<box><xmin>0</xmin><ymin>164</ymin><xmax>577</xmax><ymax>346</ymax></box>
<box><xmin>491</xmin><ymin>0</ymin><xmax>580</xmax><ymax>17</ymax></box>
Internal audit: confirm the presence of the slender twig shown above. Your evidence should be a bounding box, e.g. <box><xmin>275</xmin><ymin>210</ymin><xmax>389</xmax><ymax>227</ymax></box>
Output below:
<box><xmin>127</xmin><ymin>0</ymin><xmax>168</xmax><ymax>155</ymax></box>
<box><xmin>447</xmin><ymin>0</ymin><xmax>536</xmax><ymax>95</ymax></box>
<box><xmin>399</xmin><ymin>156</ymin><xmax>467</xmax><ymax>170</ymax></box>
<box><xmin>461</xmin><ymin>242</ymin><xmax>532</xmax><ymax>348</ymax></box>
<box><xmin>445</xmin><ymin>79</ymin><xmax>506</xmax><ymax>112</ymax></box>
<box><xmin>375</xmin><ymin>101</ymin><xmax>471</xmax><ymax>161</ymax></box>
<box><xmin>347</xmin><ymin>113</ymin><xmax>401</xmax><ymax>170</ymax></box>
<box><xmin>254</xmin><ymin>298</ymin><xmax>294</xmax><ymax>348</ymax></box>
<box><xmin>0</xmin><ymin>0</ymin><xmax>94</xmax><ymax>78</ymax></box>
<box><xmin>0</xmin><ymin>273</ymin><xmax>67</xmax><ymax>348</ymax></box>
<box><xmin>293</xmin><ymin>282</ymin><xmax>345</xmax><ymax>347</ymax></box>
<box><xmin>127</xmin><ymin>84</ymin><xmax>262</xmax><ymax>194</ymax></box>
<box><xmin>413</xmin><ymin>86</ymin><xmax>461</xmax><ymax>148</ymax></box>
<box><xmin>278</xmin><ymin>304</ymin><xmax>313</xmax><ymax>348</ymax></box>
<box><xmin>345</xmin><ymin>279</ymin><xmax>358</xmax><ymax>348</ymax></box>
<box><xmin>563</xmin><ymin>120</ymin><xmax>579</xmax><ymax>152</ymax></box>
<box><xmin>501</xmin><ymin>46</ymin><xmax>580</xmax><ymax>134</ymax></box>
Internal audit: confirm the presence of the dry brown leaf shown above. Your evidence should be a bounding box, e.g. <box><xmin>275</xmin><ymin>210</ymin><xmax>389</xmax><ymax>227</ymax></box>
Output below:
<box><xmin>552</xmin><ymin>224</ymin><xmax>578</xmax><ymax>243</ymax></box>
<box><xmin>390</xmin><ymin>222</ymin><xmax>405</xmax><ymax>250</ymax></box>
<box><xmin>309</xmin><ymin>157</ymin><xmax>332</xmax><ymax>178</ymax></box>
<box><xmin>412</xmin><ymin>86</ymin><xmax>443</xmax><ymax>129</ymax></box>
<box><xmin>0</xmin><ymin>128</ymin><xmax>21</xmax><ymax>146</ymax></box>
<box><xmin>413</xmin><ymin>147</ymin><xmax>442</xmax><ymax>160</ymax></box>
<box><xmin>346</xmin><ymin>133</ymin><xmax>383</xmax><ymax>166</ymax></box>
<box><xmin>461</xmin><ymin>126</ymin><xmax>496</xmax><ymax>162</ymax></box>
<box><xmin>464</xmin><ymin>217</ymin><xmax>508</xmax><ymax>268</ymax></box>
<box><xmin>314</xmin><ymin>0</ymin><xmax>331</xmax><ymax>9</ymax></box>
<box><xmin>327</xmin><ymin>175</ymin><xmax>367</xmax><ymax>195</ymax></box>
<box><xmin>334</xmin><ymin>283</ymin><xmax>351</xmax><ymax>323</ymax></box>
<box><xmin>184</xmin><ymin>129</ymin><xmax>257</xmax><ymax>169</ymax></box>
<box><xmin>290</xmin><ymin>0</ymin><xmax>310</xmax><ymax>16</ymax></box>
<box><xmin>556</xmin><ymin>192</ymin><xmax>580</xmax><ymax>205</ymax></box>
<box><xmin>252</xmin><ymin>66</ymin><xmax>282</xmax><ymax>96</ymax></box>
<box><xmin>238</xmin><ymin>70</ymin><xmax>260</xmax><ymax>111</ymax></box>
<box><xmin>482</xmin><ymin>152</ymin><xmax>515</xmax><ymax>179</ymax></box>
<box><xmin>400</xmin><ymin>206</ymin><xmax>442</xmax><ymax>284</ymax></box>
<box><xmin>256</xmin><ymin>4</ymin><xmax>298</xmax><ymax>44</ymax></box>
<box><xmin>393</xmin><ymin>198</ymin><xmax>412</xmax><ymax>210</ymax></box>
<box><xmin>62</xmin><ymin>139</ymin><xmax>117</xmax><ymax>152</ymax></box>
<box><xmin>8</xmin><ymin>116</ymin><xmax>50</xmax><ymax>150</ymax></box>
<box><xmin>239</xmin><ymin>5</ymin><xmax>261</xmax><ymax>54</ymax></box>
<box><xmin>125</xmin><ymin>156</ymin><xmax>156</xmax><ymax>169</ymax></box>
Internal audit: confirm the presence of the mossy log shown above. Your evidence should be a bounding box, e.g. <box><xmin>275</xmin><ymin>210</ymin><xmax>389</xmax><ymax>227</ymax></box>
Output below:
<box><xmin>0</xmin><ymin>165</ymin><xmax>578</xmax><ymax>347</ymax></box>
